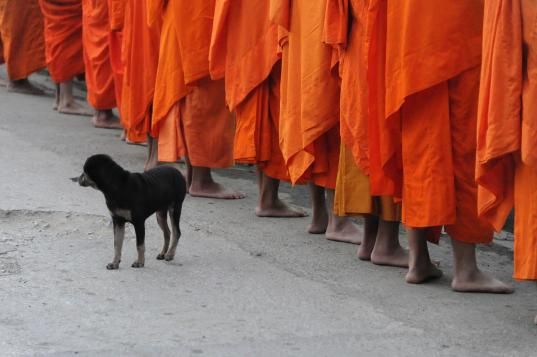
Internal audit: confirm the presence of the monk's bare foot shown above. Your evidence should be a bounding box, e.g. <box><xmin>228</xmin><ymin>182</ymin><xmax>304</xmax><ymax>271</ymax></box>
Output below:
<box><xmin>371</xmin><ymin>246</ymin><xmax>408</xmax><ymax>268</ymax></box>
<box><xmin>451</xmin><ymin>270</ymin><xmax>514</xmax><ymax>294</ymax></box>
<box><xmin>406</xmin><ymin>262</ymin><xmax>443</xmax><ymax>284</ymax></box>
<box><xmin>58</xmin><ymin>100</ymin><xmax>93</xmax><ymax>116</ymax></box>
<box><xmin>189</xmin><ymin>181</ymin><xmax>245</xmax><ymax>199</ymax></box>
<box><xmin>256</xmin><ymin>198</ymin><xmax>307</xmax><ymax>218</ymax></box>
<box><xmin>308</xmin><ymin>208</ymin><xmax>328</xmax><ymax>234</ymax></box>
<box><xmin>325</xmin><ymin>217</ymin><xmax>362</xmax><ymax>244</ymax></box>
<box><xmin>534</xmin><ymin>314</ymin><xmax>537</xmax><ymax>325</ymax></box>
<box><xmin>92</xmin><ymin>110</ymin><xmax>122</xmax><ymax>129</ymax></box>
<box><xmin>7</xmin><ymin>79</ymin><xmax>45</xmax><ymax>96</ymax></box>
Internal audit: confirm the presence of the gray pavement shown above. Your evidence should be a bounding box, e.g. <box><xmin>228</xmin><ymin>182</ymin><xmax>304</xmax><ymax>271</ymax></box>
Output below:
<box><xmin>0</xmin><ymin>72</ymin><xmax>536</xmax><ymax>356</ymax></box>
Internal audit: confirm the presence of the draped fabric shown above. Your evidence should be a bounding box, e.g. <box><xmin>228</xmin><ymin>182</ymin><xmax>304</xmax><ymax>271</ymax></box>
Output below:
<box><xmin>0</xmin><ymin>0</ymin><xmax>45</xmax><ymax>80</ymax></box>
<box><xmin>39</xmin><ymin>0</ymin><xmax>84</xmax><ymax>83</ymax></box>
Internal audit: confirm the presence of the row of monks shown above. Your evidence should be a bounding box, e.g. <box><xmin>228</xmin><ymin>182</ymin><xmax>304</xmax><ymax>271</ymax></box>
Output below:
<box><xmin>0</xmin><ymin>0</ymin><xmax>535</xmax><ymax>323</ymax></box>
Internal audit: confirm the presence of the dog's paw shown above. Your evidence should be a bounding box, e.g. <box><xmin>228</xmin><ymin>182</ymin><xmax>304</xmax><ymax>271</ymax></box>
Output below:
<box><xmin>164</xmin><ymin>254</ymin><xmax>174</xmax><ymax>262</ymax></box>
<box><xmin>156</xmin><ymin>254</ymin><xmax>165</xmax><ymax>260</ymax></box>
<box><xmin>131</xmin><ymin>261</ymin><xmax>145</xmax><ymax>268</ymax></box>
<box><xmin>106</xmin><ymin>262</ymin><xmax>120</xmax><ymax>270</ymax></box>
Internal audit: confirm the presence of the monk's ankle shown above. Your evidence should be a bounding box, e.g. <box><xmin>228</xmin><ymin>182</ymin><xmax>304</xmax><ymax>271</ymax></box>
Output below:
<box><xmin>308</xmin><ymin>209</ymin><xmax>328</xmax><ymax>234</ymax></box>
<box><xmin>258</xmin><ymin>190</ymin><xmax>280</xmax><ymax>210</ymax></box>
<box><xmin>357</xmin><ymin>235</ymin><xmax>375</xmax><ymax>260</ymax></box>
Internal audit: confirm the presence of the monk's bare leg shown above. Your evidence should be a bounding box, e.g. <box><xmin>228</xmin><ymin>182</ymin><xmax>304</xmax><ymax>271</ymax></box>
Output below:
<box><xmin>144</xmin><ymin>136</ymin><xmax>159</xmax><ymax>171</ymax></box>
<box><xmin>53</xmin><ymin>84</ymin><xmax>60</xmax><ymax>110</ymax></box>
<box><xmin>370</xmin><ymin>220</ymin><xmax>408</xmax><ymax>268</ymax></box>
<box><xmin>57</xmin><ymin>80</ymin><xmax>93</xmax><ymax>116</ymax></box>
<box><xmin>406</xmin><ymin>228</ymin><xmax>442</xmax><ymax>284</ymax></box>
<box><xmin>535</xmin><ymin>288</ymin><xmax>537</xmax><ymax>324</ymax></box>
<box><xmin>324</xmin><ymin>189</ymin><xmax>362</xmax><ymax>244</ymax></box>
<box><xmin>185</xmin><ymin>158</ymin><xmax>193</xmax><ymax>192</ymax></box>
<box><xmin>189</xmin><ymin>166</ymin><xmax>245</xmax><ymax>199</ymax></box>
<box><xmin>91</xmin><ymin>109</ymin><xmax>122</xmax><ymax>129</ymax></box>
<box><xmin>308</xmin><ymin>184</ymin><xmax>328</xmax><ymax>234</ymax></box>
<box><xmin>7</xmin><ymin>78</ymin><xmax>45</xmax><ymax>95</ymax></box>
<box><xmin>450</xmin><ymin>239</ymin><xmax>514</xmax><ymax>293</ymax></box>
<box><xmin>255</xmin><ymin>169</ymin><xmax>306</xmax><ymax>217</ymax></box>
<box><xmin>535</xmin><ymin>285</ymin><xmax>537</xmax><ymax>324</ymax></box>
<box><xmin>357</xmin><ymin>215</ymin><xmax>378</xmax><ymax>260</ymax></box>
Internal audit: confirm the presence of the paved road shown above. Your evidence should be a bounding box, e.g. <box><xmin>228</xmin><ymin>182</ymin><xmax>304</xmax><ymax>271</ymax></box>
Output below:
<box><xmin>0</xmin><ymin>72</ymin><xmax>535</xmax><ymax>356</ymax></box>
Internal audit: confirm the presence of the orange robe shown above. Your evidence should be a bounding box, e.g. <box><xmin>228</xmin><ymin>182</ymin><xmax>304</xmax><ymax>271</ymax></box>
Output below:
<box><xmin>39</xmin><ymin>0</ymin><xmax>84</xmax><ymax>83</ymax></box>
<box><xmin>270</xmin><ymin>0</ymin><xmax>340</xmax><ymax>189</ymax></box>
<box><xmin>209</xmin><ymin>0</ymin><xmax>288</xmax><ymax>181</ymax></box>
<box><xmin>478</xmin><ymin>0</ymin><xmax>537</xmax><ymax>280</ymax></box>
<box><xmin>82</xmin><ymin>0</ymin><xmax>116</xmax><ymax>110</ymax></box>
<box><xmin>325</xmin><ymin>0</ymin><xmax>399</xmax><ymax>221</ymax></box>
<box><xmin>368</xmin><ymin>1</ymin><xmax>492</xmax><ymax>243</ymax></box>
<box><xmin>107</xmin><ymin>0</ymin><xmax>125</xmax><ymax>114</ymax></box>
<box><xmin>0</xmin><ymin>0</ymin><xmax>45</xmax><ymax>81</ymax></box>
<box><xmin>120</xmin><ymin>0</ymin><xmax>161</xmax><ymax>143</ymax></box>
<box><xmin>108</xmin><ymin>0</ymin><xmax>126</xmax><ymax>31</ymax></box>
<box><xmin>152</xmin><ymin>0</ymin><xmax>234</xmax><ymax>168</ymax></box>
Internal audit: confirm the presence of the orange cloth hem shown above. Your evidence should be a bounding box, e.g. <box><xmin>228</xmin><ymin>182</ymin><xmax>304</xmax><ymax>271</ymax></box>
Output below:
<box><xmin>0</xmin><ymin>0</ymin><xmax>45</xmax><ymax>80</ymax></box>
<box><xmin>82</xmin><ymin>0</ymin><xmax>117</xmax><ymax>110</ymax></box>
<box><xmin>334</xmin><ymin>143</ymin><xmax>400</xmax><ymax>221</ymax></box>
<box><xmin>39</xmin><ymin>0</ymin><xmax>84</xmax><ymax>83</ymax></box>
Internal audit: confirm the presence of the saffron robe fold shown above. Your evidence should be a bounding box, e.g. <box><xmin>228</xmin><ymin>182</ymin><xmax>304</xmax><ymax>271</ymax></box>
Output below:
<box><xmin>152</xmin><ymin>0</ymin><xmax>234</xmax><ymax>168</ymax></box>
<box><xmin>325</xmin><ymin>0</ymin><xmax>399</xmax><ymax>220</ymax></box>
<box><xmin>0</xmin><ymin>0</ymin><xmax>45</xmax><ymax>80</ymax></box>
<box><xmin>334</xmin><ymin>143</ymin><xmax>400</xmax><ymax>221</ymax></box>
<box><xmin>108</xmin><ymin>0</ymin><xmax>126</xmax><ymax>31</ymax></box>
<box><xmin>270</xmin><ymin>0</ymin><xmax>340</xmax><ymax>189</ymax></box>
<box><xmin>107</xmin><ymin>0</ymin><xmax>124</xmax><ymax>115</ymax></box>
<box><xmin>39</xmin><ymin>0</ymin><xmax>84</xmax><ymax>83</ymax></box>
<box><xmin>209</xmin><ymin>0</ymin><xmax>288</xmax><ymax>180</ymax></box>
<box><xmin>368</xmin><ymin>0</ymin><xmax>492</xmax><ymax>243</ymax></box>
<box><xmin>82</xmin><ymin>0</ymin><xmax>116</xmax><ymax>110</ymax></box>
<box><xmin>120</xmin><ymin>0</ymin><xmax>161</xmax><ymax>143</ymax></box>
<box><xmin>478</xmin><ymin>0</ymin><xmax>537</xmax><ymax>280</ymax></box>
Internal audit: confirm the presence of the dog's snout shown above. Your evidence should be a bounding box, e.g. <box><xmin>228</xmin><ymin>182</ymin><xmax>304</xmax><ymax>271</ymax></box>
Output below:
<box><xmin>78</xmin><ymin>173</ymin><xmax>88</xmax><ymax>187</ymax></box>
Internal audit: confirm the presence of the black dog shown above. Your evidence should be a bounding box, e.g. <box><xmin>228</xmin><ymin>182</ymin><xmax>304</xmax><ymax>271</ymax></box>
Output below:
<box><xmin>75</xmin><ymin>154</ymin><xmax>187</xmax><ymax>270</ymax></box>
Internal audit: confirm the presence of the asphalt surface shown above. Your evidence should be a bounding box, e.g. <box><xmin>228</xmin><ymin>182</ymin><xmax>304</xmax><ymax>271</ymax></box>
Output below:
<box><xmin>0</xmin><ymin>71</ymin><xmax>535</xmax><ymax>356</ymax></box>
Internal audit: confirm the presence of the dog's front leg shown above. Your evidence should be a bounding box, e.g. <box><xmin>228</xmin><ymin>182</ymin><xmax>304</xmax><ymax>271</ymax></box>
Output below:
<box><xmin>107</xmin><ymin>218</ymin><xmax>125</xmax><ymax>270</ymax></box>
<box><xmin>132</xmin><ymin>222</ymin><xmax>145</xmax><ymax>268</ymax></box>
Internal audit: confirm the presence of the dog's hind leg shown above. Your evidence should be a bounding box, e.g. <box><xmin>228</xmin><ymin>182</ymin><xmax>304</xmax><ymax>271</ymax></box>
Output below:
<box><xmin>132</xmin><ymin>222</ymin><xmax>146</xmax><ymax>268</ymax></box>
<box><xmin>165</xmin><ymin>201</ymin><xmax>182</xmax><ymax>261</ymax></box>
<box><xmin>107</xmin><ymin>218</ymin><xmax>125</xmax><ymax>270</ymax></box>
<box><xmin>156</xmin><ymin>210</ymin><xmax>171</xmax><ymax>260</ymax></box>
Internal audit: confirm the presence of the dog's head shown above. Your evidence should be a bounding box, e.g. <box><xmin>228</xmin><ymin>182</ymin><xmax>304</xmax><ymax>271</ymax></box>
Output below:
<box><xmin>73</xmin><ymin>154</ymin><xmax>126</xmax><ymax>192</ymax></box>
<box><xmin>76</xmin><ymin>171</ymin><xmax>98</xmax><ymax>189</ymax></box>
